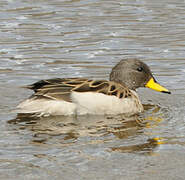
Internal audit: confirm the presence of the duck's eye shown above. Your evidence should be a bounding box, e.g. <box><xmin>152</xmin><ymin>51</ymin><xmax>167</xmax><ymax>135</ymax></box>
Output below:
<box><xmin>137</xmin><ymin>67</ymin><xmax>143</xmax><ymax>72</ymax></box>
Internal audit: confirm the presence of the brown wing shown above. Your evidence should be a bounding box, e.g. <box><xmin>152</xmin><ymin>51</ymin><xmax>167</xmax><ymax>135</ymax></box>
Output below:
<box><xmin>24</xmin><ymin>78</ymin><xmax>132</xmax><ymax>102</ymax></box>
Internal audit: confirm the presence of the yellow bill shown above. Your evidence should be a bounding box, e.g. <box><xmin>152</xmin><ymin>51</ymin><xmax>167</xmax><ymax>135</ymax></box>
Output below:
<box><xmin>145</xmin><ymin>78</ymin><xmax>171</xmax><ymax>94</ymax></box>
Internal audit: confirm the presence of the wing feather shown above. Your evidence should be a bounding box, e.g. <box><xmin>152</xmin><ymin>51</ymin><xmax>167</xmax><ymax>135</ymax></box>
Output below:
<box><xmin>24</xmin><ymin>78</ymin><xmax>132</xmax><ymax>102</ymax></box>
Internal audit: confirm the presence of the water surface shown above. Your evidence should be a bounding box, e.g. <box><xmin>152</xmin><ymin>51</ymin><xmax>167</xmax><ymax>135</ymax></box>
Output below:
<box><xmin>0</xmin><ymin>0</ymin><xmax>185</xmax><ymax>179</ymax></box>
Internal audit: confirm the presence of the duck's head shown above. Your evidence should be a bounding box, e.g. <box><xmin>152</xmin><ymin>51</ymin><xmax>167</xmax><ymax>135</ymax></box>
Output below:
<box><xmin>110</xmin><ymin>58</ymin><xmax>171</xmax><ymax>94</ymax></box>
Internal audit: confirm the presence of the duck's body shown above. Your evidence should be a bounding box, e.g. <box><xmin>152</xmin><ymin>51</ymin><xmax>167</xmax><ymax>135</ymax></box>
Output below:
<box><xmin>17</xmin><ymin>59</ymin><xmax>170</xmax><ymax>116</ymax></box>
<box><xmin>17</xmin><ymin>78</ymin><xmax>143</xmax><ymax>116</ymax></box>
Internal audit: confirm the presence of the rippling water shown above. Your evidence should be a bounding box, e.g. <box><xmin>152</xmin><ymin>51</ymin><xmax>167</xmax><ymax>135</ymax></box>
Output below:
<box><xmin>0</xmin><ymin>0</ymin><xmax>185</xmax><ymax>179</ymax></box>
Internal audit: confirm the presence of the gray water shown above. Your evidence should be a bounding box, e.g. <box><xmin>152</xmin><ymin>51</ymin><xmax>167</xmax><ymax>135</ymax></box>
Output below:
<box><xmin>0</xmin><ymin>0</ymin><xmax>185</xmax><ymax>179</ymax></box>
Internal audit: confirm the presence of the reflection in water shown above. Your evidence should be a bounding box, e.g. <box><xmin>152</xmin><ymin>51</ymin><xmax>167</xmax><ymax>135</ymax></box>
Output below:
<box><xmin>143</xmin><ymin>104</ymin><xmax>164</xmax><ymax>128</ymax></box>
<box><xmin>9</xmin><ymin>113</ymin><xmax>143</xmax><ymax>137</ymax></box>
<box><xmin>111</xmin><ymin>137</ymin><xmax>164</xmax><ymax>154</ymax></box>
<box><xmin>8</xmin><ymin>104</ymin><xmax>165</xmax><ymax>153</ymax></box>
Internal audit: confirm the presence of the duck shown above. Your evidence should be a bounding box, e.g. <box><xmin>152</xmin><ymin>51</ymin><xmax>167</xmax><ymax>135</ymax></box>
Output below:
<box><xmin>17</xmin><ymin>58</ymin><xmax>171</xmax><ymax>116</ymax></box>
